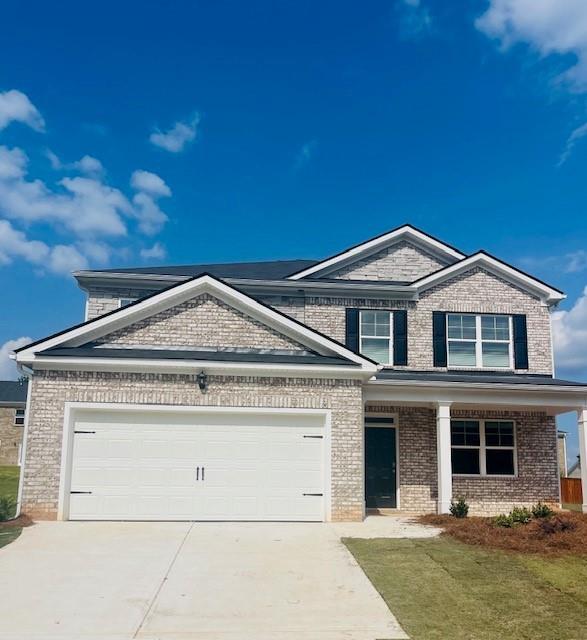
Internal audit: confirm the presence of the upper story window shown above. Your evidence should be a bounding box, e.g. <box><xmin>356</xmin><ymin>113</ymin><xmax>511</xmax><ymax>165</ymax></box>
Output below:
<box><xmin>118</xmin><ymin>298</ymin><xmax>136</xmax><ymax>308</ymax></box>
<box><xmin>360</xmin><ymin>311</ymin><xmax>393</xmax><ymax>364</ymax></box>
<box><xmin>451</xmin><ymin>420</ymin><xmax>516</xmax><ymax>476</ymax></box>
<box><xmin>447</xmin><ymin>314</ymin><xmax>512</xmax><ymax>369</ymax></box>
<box><xmin>14</xmin><ymin>409</ymin><xmax>25</xmax><ymax>427</ymax></box>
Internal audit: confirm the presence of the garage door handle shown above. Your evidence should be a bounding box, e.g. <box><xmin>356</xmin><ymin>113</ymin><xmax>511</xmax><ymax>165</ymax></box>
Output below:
<box><xmin>202</xmin><ymin>467</ymin><xmax>205</xmax><ymax>481</ymax></box>
<box><xmin>303</xmin><ymin>493</ymin><xmax>323</xmax><ymax>497</ymax></box>
<box><xmin>196</xmin><ymin>467</ymin><xmax>199</xmax><ymax>481</ymax></box>
<box><xmin>71</xmin><ymin>491</ymin><xmax>92</xmax><ymax>495</ymax></box>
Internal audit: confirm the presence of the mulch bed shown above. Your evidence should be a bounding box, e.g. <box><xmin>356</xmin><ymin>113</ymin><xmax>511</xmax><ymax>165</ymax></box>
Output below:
<box><xmin>419</xmin><ymin>511</ymin><xmax>587</xmax><ymax>556</ymax></box>
<box><xmin>0</xmin><ymin>515</ymin><xmax>33</xmax><ymax>530</ymax></box>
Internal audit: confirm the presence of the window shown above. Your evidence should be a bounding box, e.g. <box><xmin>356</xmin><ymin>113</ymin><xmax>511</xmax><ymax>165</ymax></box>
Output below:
<box><xmin>118</xmin><ymin>298</ymin><xmax>136</xmax><ymax>308</ymax></box>
<box><xmin>447</xmin><ymin>314</ymin><xmax>512</xmax><ymax>368</ymax></box>
<box><xmin>359</xmin><ymin>311</ymin><xmax>393</xmax><ymax>364</ymax></box>
<box><xmin>14</xmin><ymin>409</ymin><xmax>25</xmax><ymax>427</ymax></box>
<box><xmin>451</xmin><ymin>420</ymin><xmax>516</xmax><ymax>476</ymax></box>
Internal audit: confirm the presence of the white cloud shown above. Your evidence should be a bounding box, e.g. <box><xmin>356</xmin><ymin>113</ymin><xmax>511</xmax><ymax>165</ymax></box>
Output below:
<box><xmin>558</xmin><ymin>122</ymin><xmax>587</xmax><ymax>166</ymax></box>
<box><xmin>140</xmin><ymin>242</ymin><xmax>167</xmax><ymax>260</ymax></box>
<box><xmin>0</xmin><ymin>89</ymin><xmax>45</xmax><ymax>132</ymax></box>
<box><xmin>132</xmin><ymin>192</ymin><xmax>168</xmax><ymax>235</ymax></box>
<box><xmin>0</xmin><ymin>337</ymin><xmax>31</xmax><ymax>379</ymax></box>
<box><xmin>149</xmin><ymin>114</ymin><xmax>200</xmax><ymax>152</ymax></box>
<box><xmin>45</xmin><ymin>150</ymin><xmax>104</xmax><ymax>176</ymax></box>
<box><xmin>130</xmin><ymin>170</ymin><xmax>171</xmax><ymax>197</ymax></box>
<box><xmin>553</xmin><ymin>286</ymin><xmax>587</xmax><ymax>372</ymax></box>
<box><xmin>47</xmin><ymin>244</ymin><xmax>88</xmax><ymax>274</ymax></box>
<box><xmin>476</xmin><ymin>0</ymin><xmax>587</xmax><ymax>92</ymax></box>
<box><xmin>396</xmin><ymin>0</ymin><xmax>432</xmax><ymax>39</ymax></box>
<box><xmin>0</xmin><ymin>146</ymin><xmax>27</xmax><ymax>180</ymax></box>
<box><xmin>0</xmin><ymin>219</ymin><xmax>49</xmax><ymax>266</ymax></box>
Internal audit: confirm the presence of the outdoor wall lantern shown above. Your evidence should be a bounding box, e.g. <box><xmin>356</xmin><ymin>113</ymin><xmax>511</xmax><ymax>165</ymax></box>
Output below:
<box><xmin>196</xmin><ymin>370</ymin><xmax>208</xmax><ymax>392</ymax></box>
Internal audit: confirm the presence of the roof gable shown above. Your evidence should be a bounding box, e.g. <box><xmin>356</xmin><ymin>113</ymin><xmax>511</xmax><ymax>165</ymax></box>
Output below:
<box><xmin>287</xmin><ymin>224</ymin><xmax>466</xmax><ymax>281</ymax></box>
<box><xmin>15</xmin><ymin>274</ymin><xmax>378</xmax><ymax>373</ymax></box>
<box><xmin>412</xmin><ymin>251</ymin><xmax>565</xmax><ymax>304</ymax></box>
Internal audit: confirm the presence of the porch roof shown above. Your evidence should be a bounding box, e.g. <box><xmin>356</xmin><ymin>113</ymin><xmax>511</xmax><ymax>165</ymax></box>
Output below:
<box><xmin>366</xmin><ymin>369</ymin><xmax>587</xmax><ymax>415</ymax></box>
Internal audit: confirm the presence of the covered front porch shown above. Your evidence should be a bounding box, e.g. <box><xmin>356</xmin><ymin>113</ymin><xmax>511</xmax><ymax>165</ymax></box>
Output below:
<box><xmin>364</xmin><ymin>371</ymin><xmax>587</xmax><ymax>515</ymax></box>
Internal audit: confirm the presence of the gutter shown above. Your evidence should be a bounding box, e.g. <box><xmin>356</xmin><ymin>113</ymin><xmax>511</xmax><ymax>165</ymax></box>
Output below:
<box><xmin>367</xmin><ymin>378</ymin><xmax>587</xmax><ymax>394</ymax></box>
<box><xmin>73</xmin><ymin>272</ymin><xmax>420</xmax><ymax>300</ymax></box>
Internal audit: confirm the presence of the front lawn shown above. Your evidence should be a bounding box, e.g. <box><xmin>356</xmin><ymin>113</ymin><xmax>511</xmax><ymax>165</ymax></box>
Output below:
<box><xmin>345</xmin><ymin>536</ymin><xmax>587</xmax><ymax>640</ymax></box>
<box><xmin>0</xmin><ymin>465</ymin><xmax>22</xmax><ymax>548</ymax></box>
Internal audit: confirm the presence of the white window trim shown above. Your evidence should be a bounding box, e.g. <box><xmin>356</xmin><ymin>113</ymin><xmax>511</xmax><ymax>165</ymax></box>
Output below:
<box><xmin>447</xmin><ymin>314</ymin><xmax>514</xmax><ymax>370</ymax></box>
<box><xmin>451</xmin><ymin>419</ymin><xmax>518</xmax><ymax>478</ymax></box>
<box><xmin>14</xmin><ymin>408</ymin><xmax>25</xmax><ymax>427</ymax></box>
<box><xmin>359</xmin><ymin>310</ymin><xmax>394</xmax><ymax>365</ymax></box>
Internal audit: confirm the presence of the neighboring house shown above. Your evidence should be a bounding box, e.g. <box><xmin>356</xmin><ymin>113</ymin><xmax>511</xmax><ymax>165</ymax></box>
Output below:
<box><xmin>0</xmin><ymin>380</ymin><xmax>28</xmax><ymax>466</ymax></box>
<box><xmin>558</xmin><ymin>431</ymin><xmax>568</xmax><ymax>477</ymax></box>
<box><xmin>12</xmin><ymin>224</ymin><xmax>587</xmax><ymax>522</ymax></box>
<box><xmin>568</xmin><ymin>457</ymin><xmax>581</xmax><ymax>479</ymax></box>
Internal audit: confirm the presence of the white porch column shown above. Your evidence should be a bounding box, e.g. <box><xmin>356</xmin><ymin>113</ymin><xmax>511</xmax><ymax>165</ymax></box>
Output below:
<box><xmin>436</xmin><ymin>402</ymin><xmax>453</xmax><ymax>514</ymax></box>
<box><xmin>577</xmin><ymin>408</ymin><xmax>587</xmax><ymax>514</ymax></box>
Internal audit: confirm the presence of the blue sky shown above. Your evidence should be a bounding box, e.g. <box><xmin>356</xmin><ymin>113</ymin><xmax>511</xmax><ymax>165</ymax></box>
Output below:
<box><xmin>1</xmin><ymin>0</ymin><xmax>587</xmax><ymax>457</ymax></box>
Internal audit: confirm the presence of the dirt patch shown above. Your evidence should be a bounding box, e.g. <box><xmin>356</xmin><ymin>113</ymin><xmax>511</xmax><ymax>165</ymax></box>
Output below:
<box><xmin>0</xmin><ymin>515</ymin><xmax>33</xmax><ymax>530</ymax></box>
<box><xmin>418</xmin><ymin>511</ymin><xmax>587</xmax><ymax>556</ymax></box>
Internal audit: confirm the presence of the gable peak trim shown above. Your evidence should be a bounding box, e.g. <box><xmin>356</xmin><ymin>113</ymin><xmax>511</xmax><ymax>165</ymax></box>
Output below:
<box><xmin>286</xmin><ymin>224</ymin><xmax>466</xmax><ymax>280</ymax></box>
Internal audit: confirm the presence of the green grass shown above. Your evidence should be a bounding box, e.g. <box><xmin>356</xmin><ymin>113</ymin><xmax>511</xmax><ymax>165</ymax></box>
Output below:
<box><xmin>0</xmin><ymin>465</ymin><xmax>19</xmax><ymax>505</ymax></box>
<box><xmin>344</xmin><ymin>537</ymin><xmax>587</xmax><ymax>640</ymax></box>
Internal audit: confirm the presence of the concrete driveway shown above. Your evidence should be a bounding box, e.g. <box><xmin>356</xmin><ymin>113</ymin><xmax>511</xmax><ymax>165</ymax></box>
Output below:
<box><xmin>0</xmin><ymin>520</ymin><xmax>415</xmax><ymax>640</ymax></box>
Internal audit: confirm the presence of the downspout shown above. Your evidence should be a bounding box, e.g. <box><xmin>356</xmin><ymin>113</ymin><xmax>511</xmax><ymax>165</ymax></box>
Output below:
<box><xmin>13</xmin><ymin>362</ymin><xmax>33</xmax><ymax>519</ymax></box>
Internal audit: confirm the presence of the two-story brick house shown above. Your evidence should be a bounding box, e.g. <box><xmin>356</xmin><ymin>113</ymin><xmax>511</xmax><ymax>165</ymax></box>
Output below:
<box><xmin>13</xmin><ymin>225</ymin><xmax>587</xmax><ymax>521</ymax></box>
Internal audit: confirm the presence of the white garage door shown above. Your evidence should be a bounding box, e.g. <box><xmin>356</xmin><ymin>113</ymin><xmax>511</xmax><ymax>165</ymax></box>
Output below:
<box><xmin>67</xmin><ymin>408</ymin><xmax>326</xmax><ymax>522</ymax></box>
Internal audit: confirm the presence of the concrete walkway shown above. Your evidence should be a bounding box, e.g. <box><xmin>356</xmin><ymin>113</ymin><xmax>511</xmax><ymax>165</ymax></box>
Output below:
<box><xmin>0</xmin><ymin>517</ymin><xmax>436</xmax><ymax>640</ymax></box>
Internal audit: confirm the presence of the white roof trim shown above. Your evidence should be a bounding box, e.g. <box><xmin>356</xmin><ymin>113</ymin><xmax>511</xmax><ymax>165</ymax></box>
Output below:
<box><xmin>287</xmin><ymin>225</ymin><xmax>466</xmax><ymax>280</ymax></box>
<box><xmin>413</xmin><ymin>252</ymin><xmax>565</xmax><ymax>304</ymax></box>
<box><xmin>24</xmin><ymin>356</ymin><xmax>375</xmax><ymax>380</ymax></box>
<box><xmin>15</xmin><ymin>274</ymin><xmax>378</xmax><ymax>372</ymax></box>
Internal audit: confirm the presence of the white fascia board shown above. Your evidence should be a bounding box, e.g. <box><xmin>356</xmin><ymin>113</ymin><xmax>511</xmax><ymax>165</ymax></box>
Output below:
<box><xmin>25</xmin><ymin>356</ymin><xmax>377</xmax><ymax>380</ymax></box>
<box><xmin>365</xmin><ymin>379</ymin><xmax>587</xmax><ymax>411</ymax></box>
<box><xmin>75</xmin><ymin>272</ymin><xmax>419</xmax><ymax>299</ymax></box>
<box><xmin>16</xmin><ymin>275</ymin><xmax>377</xmax><ymax>370</ymax></box>
<box><xmin>288</xmin><ymin>226</ymin><xmax>466</xmax><ymax>280</ymax></box>
<box><xmin>413</xmin><ymin>253</ymin><xmax>566</xmax><ymax>304</ymax></box>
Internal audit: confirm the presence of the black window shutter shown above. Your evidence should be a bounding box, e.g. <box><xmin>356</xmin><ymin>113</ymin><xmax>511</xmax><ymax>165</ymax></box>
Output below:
<box><xmin>513</xmin><ymin>314</ymin><xmax>529</xmax><ymax>370</ymax></box>
<box><xmin>393</xmin><ymin>310</ymin><xmax>408</xmax><ymax>366</ymax></box>
<box><xmin>432</xmin><ymin>312</ymin><xmax>447</xmax><ymax>367</ymax></box>
<box><xmin>345</xmin><ymin>308</ymin><xmax>360</xmax><ymax>353</ymax></box>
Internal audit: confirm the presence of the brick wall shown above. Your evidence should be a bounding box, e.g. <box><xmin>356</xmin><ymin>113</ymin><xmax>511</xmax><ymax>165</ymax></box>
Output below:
<box><xmin>365</xmin><ymin>404</ymin><xmax>559</xmax><ymax>516</ymax></box>
<box><xmin>325</xmin><ymin>240</ymin><xmax>448</xmax><ymax>281</ymax></box>
<box><xmin>23</xmin><ymin>371</ymin><xmax>364</xmax><ymax>521</ymax></box>
<box><xmin>86</xmin><ymin>286</ymin><xmax>158</xmax><ymax>320</ymax></box>
<box><xmin>0</xmin><ymin>407</ymin><xmax>23</xmax><ymax>466</ymax></box>
<box><xmin>97</xmin><ymin>293</ymin><xmax>306</xmax><ymax>351</ymax></box>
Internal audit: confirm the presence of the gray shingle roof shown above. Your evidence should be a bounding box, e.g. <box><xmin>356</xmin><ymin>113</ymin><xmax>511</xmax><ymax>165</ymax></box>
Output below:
<box><xmin>42</xmin><ymin>347</ymin><xmax>357</xmax><ymax>366</ymax></box>
<box><xmin>0</xmin><ymin>380</ymin><xmax>28</xmax><ymax>404</ymax></box>
<box><xmin>95</xmin><ymin>259</ymin><xmax>319</xmax><ymax>280</ymax></box>
<box><xmin>375</xmin><ymin>369</ymin><xmax>587</xmax><ymax>387</ymax></box>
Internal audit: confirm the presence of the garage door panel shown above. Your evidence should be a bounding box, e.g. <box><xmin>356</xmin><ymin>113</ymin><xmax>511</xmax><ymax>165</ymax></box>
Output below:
<box><xmin>68</xmin><ymin>409</ymin><xmax>325</xmax><ymax>522</ymax></box>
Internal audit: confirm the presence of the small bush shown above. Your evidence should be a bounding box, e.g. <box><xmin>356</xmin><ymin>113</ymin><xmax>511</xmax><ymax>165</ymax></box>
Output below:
<box><xmin>0</xmin><ymin>497</ymin><xmax>16</xmax><ymax>522</ymax></box>
<box><xmin>532</xmin><ymin>502</ymin><xmax>554</xmax><ymax>519</ymax></box>
<box><xmin>510</xmin><ymin>507</ymin><xmax>533</xmax><ymax>525</ymax></box>
<box><xmin>450</xmin><ymin>497</ymin><xmax>469</xmax><ymax>518</ymax></box>
<box><xmin>493</xmin><ymin>513</ymin><xmax>515</xmax><ymax>528</ymax></box>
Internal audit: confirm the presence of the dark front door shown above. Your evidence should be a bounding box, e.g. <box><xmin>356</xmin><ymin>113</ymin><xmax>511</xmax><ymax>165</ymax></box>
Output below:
<box><xmin>365</xmin><ymin>426</ymin><xmax>397</xmax><ymax>508</ymax></box>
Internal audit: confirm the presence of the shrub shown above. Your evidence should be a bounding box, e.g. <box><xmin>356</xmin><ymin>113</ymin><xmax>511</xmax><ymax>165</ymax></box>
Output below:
<box><xmin>449</xmin><ymin>497</ymin><xmax>469</xmax><ymax>518</ymax></box>
<box><xmin>510</xmin><ymin>507</ymin><xmax>533</xmax><ymax>525</ymax></box>
<box><xmin>0</xmin><ymin>497</ymin><xmax>16</xmax><ymax>522</ymax></box>
<box><xmin>532</xmin><ymin>502</ymin><xmax>554</xmax><ymax>519</ymax></box>
<box><xmin>493</xmin><ymin>513</ymin><xmax>515</xmax><ymax>528</ymax></box>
